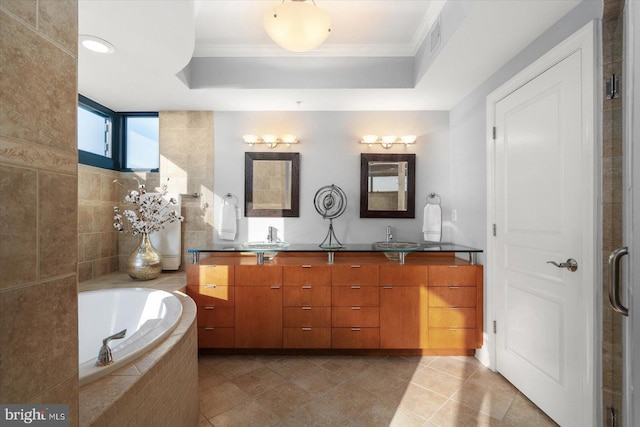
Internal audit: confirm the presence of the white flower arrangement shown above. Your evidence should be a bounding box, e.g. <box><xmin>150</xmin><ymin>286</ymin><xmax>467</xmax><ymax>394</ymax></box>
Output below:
<box><xmin>113</xmin><ymin>179</ymin><xmax>183</xmax><ymax>235</ymax></box>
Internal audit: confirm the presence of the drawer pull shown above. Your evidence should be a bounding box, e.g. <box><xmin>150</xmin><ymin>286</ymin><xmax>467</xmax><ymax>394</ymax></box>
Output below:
<box><xmin>351</xmin><ymin>265</ymin><xmax>361</xmax><ymax>268</ymax></box>
<box><xmin>302</xmin><ymin>306</ymin><xmax>312</xmax><ymax>310</ymax></box>
<box><xmin>351</xmin><ymin>285</ymin><xmax>361</xmax><ymax>289</ymax></box>
<box><xmin>204</xmin><ymin>306</ymin><xmax>215</xmax><ymax>310</ymax></box>
<box><xmin>351</xmin><ymin>306</ymin><xmax>361</xmax><ymax>310</ymax></box>
<box><xmin>382</xmin><ymin>286</ymin><xmax>393</xmax><ymax>289</ymax></box>
<box><xmin>351</xmin><ymin>328</ymin><xmax>361</xmax><ymax>331</ymax></box>
<box><xmin>302</xmin><ymin>265</ymin><xmax>312</xmax><ymax>268</ymax></box>
<box><xmin>302</xmin><ymin>285</ymin><xmax>312</xmax><ymax>289</ymax></box>
<box><xmin>302</xmin><ymin>327</ymin><xmax>312</xmax><ymax>331</ymax></box>
<box><xmin>448</xmin><ymin>286</ymin><xmax>460</xmax><ymax>289</ymax></box>
<box><xmin>449</xmin><ymin>265</ymin><xmax>460</xmax><ymax>268</ymax></box>
<box><xmin>204</xmin><ymin>327</ymin><xmax>215</xmax><ymax>331</ymax></box>
<box><xmin>205</xmin><ymin>284</ymin><xmax>217</xmax><ymax>288</ymax></box>
<box><xmin>270</xmin><ymin>286</ymin><xmax>281</xmax><ymax>289</ymax></box>
<box><xmin>449</xmin><ymin>328</ymin><xmax>460</xmax><ymax>331</ymax></box>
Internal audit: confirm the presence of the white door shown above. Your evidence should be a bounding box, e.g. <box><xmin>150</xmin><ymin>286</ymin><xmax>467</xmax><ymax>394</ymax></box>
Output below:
<box><xmin>493</xmin><ymin>50</ymin><xmax>590</xmax><ymax>426</ymax></box>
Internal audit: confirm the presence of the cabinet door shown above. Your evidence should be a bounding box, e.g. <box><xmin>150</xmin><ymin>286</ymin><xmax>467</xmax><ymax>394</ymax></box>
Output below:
<box><xmin>235</xmin><ymin>265</ymin><xmax>282</xmax><ymax>348</ymax></box>
<box><xmin>380</xmin><ymin>285</ymin><xmax>428</xmax><ymax>349</ymax></box>
<box><xmin>235</xmin><ymin>285</ymin><xmax>282</xmax><ymax>348</ymax></box>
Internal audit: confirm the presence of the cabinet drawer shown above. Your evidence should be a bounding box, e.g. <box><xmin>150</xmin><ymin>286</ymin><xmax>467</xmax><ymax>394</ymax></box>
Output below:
<box><xmin>429</xmin><ymin>308</ymin><xmax>477</xmax><ymax>328</ymax></box>
<box><xmin>283</xmin><ymin>265</ymin><xmax>331</xmax><ymax>286</ymax></box>
<box><xmin>429</xmin><ymin>286</ymin><xmax>477</xmax><ymax>307</ymax></box>
<box><xmin>283</xmin><ymin>307</ymin><xmax>331</xmax><ymax>327</ymax></box>
<box><xmin>332</xmin><ymin>328</ymin><xmax>379</xmax><ymax>349</ymax></box>
<box><xmin>429</xmin><ymin>266</ymin><xmax>478</xmax><ymax>287</ymax></box>
<box><xmin>283</xmin><ymin>286</ymin><xmax>331</xmax><ymax>307</ymax></box>
<box><xmin>197</xmin><ymin>327</ymin><xmax>234</xmax><ymax>348</ymax></box>
<box><xmin>331</xmin><ymin>265</ymin><xmax>379</xmax><ymax>286</ymax></box>
<box><xmin>283</xmin><ymin>327</ymin><xmax>331</xmax><ymax>349</ymax></box>
<box><xmin>187</xmin><ymin>285</ymin><xmax>234</xmax><ymax>307</ymax></box>
<box><xmin>187</xmin><ymin>264</ymin><xmax>234</xmax><ymax>287</ymax></box>
<box><xmin>197</xmin><ymin>306</ymin><xmax>234</xmax><ymax>327</ymax></box>
<box><xmin>429</xmin><ymin>328</ymin><xmax>479</xmax><ymax>349</ymax></box>
<box><xmin>332</xmin><ymin>307</ymin><xmax>379</xmax><ymax>327</ymax></box>
<box><xmin>235</xmin><ymin>265</ymin><xmax>282</xmax><ymax>286</ymax></box>
<box><xmin>332</xmin><ymin>286</ymin><xmax>379</xmax><ymax>307</ymax></box>
<box><xmin>379</xmin><ymin>265</ymin><xmax>428</xmax><ymax>286</ymax></box>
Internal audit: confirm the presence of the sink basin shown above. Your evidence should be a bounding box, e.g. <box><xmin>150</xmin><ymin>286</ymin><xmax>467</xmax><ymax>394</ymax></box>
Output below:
<box><xmin>372</xmin><ymin>241</ymin><xmax>420</xmax><ymax>262</ymax></box>
<box><xmin>241</xmin><ymin>241</ymin><xmax>290</xmax><ymax>250</ymax></box>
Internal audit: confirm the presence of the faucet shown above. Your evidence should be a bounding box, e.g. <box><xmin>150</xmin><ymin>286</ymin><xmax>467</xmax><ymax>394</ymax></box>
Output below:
<box><xmin>96</xmin><ymin>329</ymin><xmax>127</xmax><ymax>367</ymax></box>
<box><xmin>267</xmin><ymin>226</ymin><xmax>278</xmax><ymax>243</ymax></box>
<box><xmin>385</xmin><ymin>226</ymin><xmax>393</xmax><ymax>243</ymax></box>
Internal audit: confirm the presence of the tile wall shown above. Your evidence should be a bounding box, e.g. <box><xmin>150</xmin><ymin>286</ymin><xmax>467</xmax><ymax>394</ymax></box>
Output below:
<box><xmin>601</xmin><ymin>0</ymin><xmax>625</xmax><ymax>422</ymax></box>
<box><xmin>78</xmin><ymin>165</ymin><xmax>120</xmax><ymax>282</ymax></box>
<box><xmin>0</xmin><ymin>0</ymin><xmax>79</xmax><ymax>424</ymax></box>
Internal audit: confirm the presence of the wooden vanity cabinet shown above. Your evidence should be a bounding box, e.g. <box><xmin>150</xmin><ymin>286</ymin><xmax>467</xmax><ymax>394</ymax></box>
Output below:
<box><xmin>427</xmin><ymin>265</ymin><xmax>483</xmax><ymax>349</ymax></box>
<box><xmin>186</xmin><ymin>264</ymin><xmax>235</xmax><ymax>348</ymax></box>
<box><xmin>379</xmin><ymin>265</ymin><xmax>429</xmax><ymax>349</ymax></box>
<box><xmin>282</xmin><ymin>265</ymin><xmax>332</xmax><ymax>348</ymax></box>
<box><xmin>331</xmin><ymin>264</ymin><xmax>380</xmax><ymax>349</ymax></box>
<box><xmin>234</xmin><ymin>265</ymin><xmax>283</xmax><ymax>348</ymax></box>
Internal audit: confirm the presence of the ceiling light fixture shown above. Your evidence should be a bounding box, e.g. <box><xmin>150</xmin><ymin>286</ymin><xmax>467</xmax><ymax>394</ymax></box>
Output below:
<box><xmin>79</xmin><ymin>35</ymin><xmax>115</xmax><ymax>54</ymax></box>
<box><xmin>263</xmin><ymin>0</ymin><xmax>332</xmax><ymax>53</ymax></box>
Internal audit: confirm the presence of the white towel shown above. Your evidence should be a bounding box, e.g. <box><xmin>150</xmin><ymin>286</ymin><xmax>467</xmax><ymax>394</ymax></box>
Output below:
<box><xmin>218</xmin><ymin>203</ymin><xmax>237</xmax><ymax>240</ymax></box>
<box><xmin>422</xmin><ymin>203</ymin><xmax>442</xmax><ymax>242</ymax></box>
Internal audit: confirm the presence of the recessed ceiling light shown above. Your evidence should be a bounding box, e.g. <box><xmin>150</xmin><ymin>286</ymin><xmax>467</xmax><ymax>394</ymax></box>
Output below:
<box><xmin>79</xmin><ymin>35</ymin><xmax>115</xmax><ymax>54</ymax></box>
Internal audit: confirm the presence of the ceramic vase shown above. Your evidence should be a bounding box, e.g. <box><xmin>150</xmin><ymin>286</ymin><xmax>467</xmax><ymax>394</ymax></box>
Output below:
<box><xmin>127</xmin><ymin>232</ymin><xmax>162</xmax><ymax>280</ymax></box>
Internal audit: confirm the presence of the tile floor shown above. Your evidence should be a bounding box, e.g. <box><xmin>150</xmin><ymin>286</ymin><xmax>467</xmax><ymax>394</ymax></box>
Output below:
<box><xmin>197</xmin><ymin>354</ymin><xmax>558</xmax><ymax>427</ymax></box>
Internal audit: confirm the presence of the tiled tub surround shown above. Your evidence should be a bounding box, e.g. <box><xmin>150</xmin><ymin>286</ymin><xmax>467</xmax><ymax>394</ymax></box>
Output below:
<box><xmin>78</xmin><ymin>272</ymin><xmax>199</xmax><ymax>426</ymax></box>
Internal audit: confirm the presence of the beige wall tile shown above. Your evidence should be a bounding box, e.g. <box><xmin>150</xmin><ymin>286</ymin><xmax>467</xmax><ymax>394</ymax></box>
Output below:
<box><xmin>42</xmin><ymin>374</ymin><xmax>79</xmax><ymax>427</ymax></box>
<box><xmin>0</xmin><ymin>13</ymin><xmax>77</xmax><ymax>152</ymax></box>
<box><xmin>0</xmin><ymin>275</ymin><xmax>78</xmax><ymax>402</ymax></box>
<box><xmin>0</xmin><ymin>137</ymin><xmax>77</xmax><ymax>175</ymax></box>
<box><xmin>38</xmin><ymin>0</ymin><xmax>77</xmax><ymax>54</ymax></box>
<box><xmin>0</xmin><ymin>164</ymin><xmax>38</xmax><ymax>288</ymax></box>
<box><xmin>0</xmin><ymin>0</ymin><xmax>37</xmax><ymax>26</ymax></box>
<box><xmin>39</xmin><ymin>171</ymin><xmax>77</xmax><ymax>278</ymax></box>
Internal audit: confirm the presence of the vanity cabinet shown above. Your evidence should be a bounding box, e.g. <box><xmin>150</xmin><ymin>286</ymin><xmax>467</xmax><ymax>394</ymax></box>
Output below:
<box><xmin>331</xmin><ymin>264</ymin><xmax>380</xmax><ymax>349</ymax></box>
<box><xmin>187</xmin><ymin>253</ymin><xmax>483</xmax><ymax>354</ymax></box>
<box><xmin>379</xmin><ymin>265</ymin><xmax>429</xmax><ymax>349</ymax></box>
<box><xmin>282</xmin><ymin>265</ymin><xmax>332</xmax><ymax>348</ymax></box>
<box><xmin>234</xmin><ymin>265</ymin><xmax>283</xmax><ymax>348</ymax></box>
<box><xmin>427</xmin><ymin>265</ymin><xmax>483</xmax><ymax>349</ymax></box>
<box><xmin>186</xmin><ymin>264</ymin><xmax>235</xmax><ymax>348</ymax></box>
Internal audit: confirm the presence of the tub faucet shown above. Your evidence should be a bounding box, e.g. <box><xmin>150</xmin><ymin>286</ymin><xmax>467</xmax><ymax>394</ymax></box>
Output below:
<box><xmin>385</xmin><ymin>226</ymin><xmax>393</xmax><ymax>243</ymax></box>
<box><xmin>96</xmin><ymin>329</ymin><xmax>127</xmax><ymax>367</ymax></box>
<box><xmin>267</xmin><ymin>226</ymin><xmax>278</xmax><ymax>243</ymax></box>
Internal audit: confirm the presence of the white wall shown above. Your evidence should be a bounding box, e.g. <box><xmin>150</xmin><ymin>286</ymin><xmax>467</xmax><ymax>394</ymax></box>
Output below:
<box><xmin>214</xmin><ymin>110</ymin><xmax>449</xmax><ymax>245</ymax></box>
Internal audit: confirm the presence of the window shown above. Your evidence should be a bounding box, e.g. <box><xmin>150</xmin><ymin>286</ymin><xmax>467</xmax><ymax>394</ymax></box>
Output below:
<box><xmin>124</xmin><ymin>115</ymin><xmax>159</xmax><ymax>170</ymax></box>
<box><xmin>78</xmin><ymin>95</ymin><xmax>159</xmax><ymax>172</ymax></box>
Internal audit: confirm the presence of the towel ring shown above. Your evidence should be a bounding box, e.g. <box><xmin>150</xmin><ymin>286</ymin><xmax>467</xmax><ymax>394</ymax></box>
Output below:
<box><xmin>223</xmin><ymin>193</ymin><xmax>238</xmax><ymax>206</ymax></box>
<box><xmin>427</xmin><ymin>192</ymin><xmax>441</xmax><ymax>205</ymax></box>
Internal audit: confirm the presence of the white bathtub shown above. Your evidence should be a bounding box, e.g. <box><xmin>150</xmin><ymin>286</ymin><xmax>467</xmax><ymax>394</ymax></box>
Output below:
<box><xmin>78</xmin><ymin>288</ymin><xmax>183</xmax><ymax>386</ymax></box>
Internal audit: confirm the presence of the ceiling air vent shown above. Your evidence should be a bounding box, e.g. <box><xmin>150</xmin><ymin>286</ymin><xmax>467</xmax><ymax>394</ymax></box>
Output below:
<box><xmin>429</xmin><ymin>16</ymin><xmax>441</xmax><ymax>54</ymax></box>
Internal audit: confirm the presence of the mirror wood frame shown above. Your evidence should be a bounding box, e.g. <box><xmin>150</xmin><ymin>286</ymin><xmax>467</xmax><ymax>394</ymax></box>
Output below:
<box><xmin>245</xmin><ymin>152</ymin><xmax>300</xmax><ymax>217</ymax></box>
<box><xmin>360</xmin><ymin>153</ymin><xmax>416</xmax><ymax>218</ymax></box>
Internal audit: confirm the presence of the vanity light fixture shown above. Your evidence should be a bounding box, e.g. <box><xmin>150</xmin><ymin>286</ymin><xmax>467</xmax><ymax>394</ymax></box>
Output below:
<box><xmin>360</xmin><ymin>135</ymin><xmax>417</xmax><ymax>149</ymax></box>
<box><xmin>79</xmin><ymin>35</ymin><xmax>115</xmax><ymax>54</ymax></box>
<box><xmin>243</xmin><ymin>134</ymin><xmax>299</xmax><ymax>148</ymax></box>
<box><xmin>263</xmin><ymin>0</ymin><xmax>332</xmax><ymax>52</ymax></box>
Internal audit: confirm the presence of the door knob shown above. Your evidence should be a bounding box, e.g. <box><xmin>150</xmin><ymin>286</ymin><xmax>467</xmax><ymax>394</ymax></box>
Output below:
<box><xmin>546</xmin><ymin>258</ymin><xmax>578</xmax><ymax>272</ymax></box>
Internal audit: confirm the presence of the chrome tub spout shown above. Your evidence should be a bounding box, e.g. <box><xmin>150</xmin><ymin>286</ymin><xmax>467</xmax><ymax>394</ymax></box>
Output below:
<box><xmin>96</xmin><ymin>329</ymin><xmax>127</xmax><ymax>367</ymax></box>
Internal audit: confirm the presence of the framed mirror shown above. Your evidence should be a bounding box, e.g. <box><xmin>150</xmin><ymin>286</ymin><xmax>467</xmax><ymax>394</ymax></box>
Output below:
<box><xmin>245</xmin><ymin>152</ymin><xmax>300</xmax><ymax>217</ymax></box>
<box><xmin>360</xmin><ymin>153</ymin><xmax>416</xmax><ymax>218</ymax></box>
